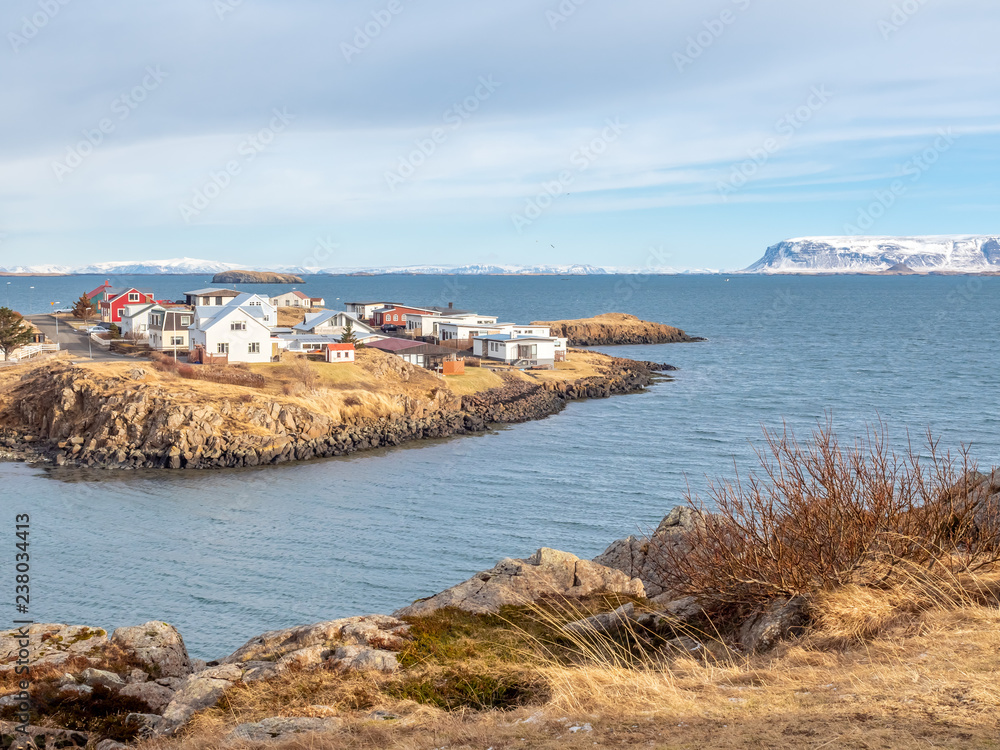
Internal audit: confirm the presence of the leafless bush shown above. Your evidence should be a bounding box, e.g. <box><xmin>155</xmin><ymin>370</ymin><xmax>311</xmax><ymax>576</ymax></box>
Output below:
<box><xmin>290</xmin><ymin>358</ymin><xmax>317</xmax><ymax>390</ymax></box>
<box><xmin>653</xmin><ymin>420</ymin><xmax>1000</xmax><ymax>609</ymax></box>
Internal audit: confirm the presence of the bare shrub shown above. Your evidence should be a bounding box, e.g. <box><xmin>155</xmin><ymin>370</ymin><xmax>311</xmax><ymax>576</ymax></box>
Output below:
<box><xmin>290</xmin><ymin>358</ymin><xmax>317</xmax><ymax>390</ymax></box>
<box><xmin>653</xmin><ymin>420</ymin><xmax>1000</xmax><ymax>610</ymax></box>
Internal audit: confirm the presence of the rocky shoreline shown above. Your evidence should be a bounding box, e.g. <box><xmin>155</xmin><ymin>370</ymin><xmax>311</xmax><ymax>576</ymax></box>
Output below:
<box><xmin>532</xmin><ymin>313</ymin><xmax>706</xmax><ymax>346</ymax></box>
<box><xmin>0</xmin><ymin>354</ymin><xmax>674</xmax><ymax>471</ymax></box>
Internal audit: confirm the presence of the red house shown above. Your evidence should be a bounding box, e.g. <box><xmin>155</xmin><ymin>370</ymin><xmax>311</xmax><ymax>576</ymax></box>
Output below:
<box><xmin>99</xmin><ymin>287</ymin><xmax>156</xmax><ymax>323</ymax></box>
<box><xmin>86</xmin><ymin>280</ymin><xmax>115</xmax><ymax>302</ymax></box>
<box><xmin>371</xmin><ymin>304</ymin><xmax>439</xmax><ymax>327</ymax></box>
<box><xmin>324</xmin><ymin>343</ymin><xmax>356</xmax><ymax>363</ymax></box>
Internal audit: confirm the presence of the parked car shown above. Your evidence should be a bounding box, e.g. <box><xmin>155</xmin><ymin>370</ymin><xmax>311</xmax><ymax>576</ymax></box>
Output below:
<box><xmin>380</xmin><ymin>324</ymin><xmax>402</xmax><ymax>332</ymax></box>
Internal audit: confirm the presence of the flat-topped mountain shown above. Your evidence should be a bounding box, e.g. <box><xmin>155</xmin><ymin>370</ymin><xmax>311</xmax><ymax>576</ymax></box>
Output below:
<box><xmin>532</xmin><ymin>313</ymin><xmax>703</xmax><ymax>346</ymax></box>
<box><xmin>746</xmin><ymin>235</ymin><xmax>1000</xmax><ymax>273</ymax></box>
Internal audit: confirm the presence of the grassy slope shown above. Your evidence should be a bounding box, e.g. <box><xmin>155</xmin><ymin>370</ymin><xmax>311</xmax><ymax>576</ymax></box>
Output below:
<box><xmin>141</xmin><ymin>579</ymin><xmax>1000</xmax><ymax>750</ymax></box>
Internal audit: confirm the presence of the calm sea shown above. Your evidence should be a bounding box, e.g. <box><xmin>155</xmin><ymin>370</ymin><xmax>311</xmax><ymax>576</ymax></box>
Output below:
<box><xmin>2</xmin><ymin>274</ymin><xmax>998</xmax><ymax>658</ymax></box>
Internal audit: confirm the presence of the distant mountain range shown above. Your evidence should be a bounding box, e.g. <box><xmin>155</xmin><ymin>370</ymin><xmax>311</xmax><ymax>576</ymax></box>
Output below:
<box><xmin>0</xmin><ymin>258</ymin><xmax>717</xmax><ymax>276</ymax></box>
<box><xmin>746</xmin><ymin>235</ymin><xmax>1000</xmax><ymax>273</ymax></box>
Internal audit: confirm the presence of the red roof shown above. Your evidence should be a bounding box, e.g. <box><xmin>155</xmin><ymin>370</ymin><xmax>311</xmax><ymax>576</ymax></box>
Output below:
<box><xmin>325</xmin><ymin>343</ymin><xmax>356</xmax><ymax>351</ymax></box>
<box><xmin>86</xmin><ymin>280</ymin><xmax>113</xmax><ymax>299</ymax></box>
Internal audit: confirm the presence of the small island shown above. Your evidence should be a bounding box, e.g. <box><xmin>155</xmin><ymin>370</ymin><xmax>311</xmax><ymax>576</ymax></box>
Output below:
<box><xmin>532</xmin><ymin>313</ymin><xmax>705</xmax><ymax>346</ymax></box>
<box><xmin>212</xmin><ymin>270</ymin><xmax>305</xmax><ymax>284</ymax></box>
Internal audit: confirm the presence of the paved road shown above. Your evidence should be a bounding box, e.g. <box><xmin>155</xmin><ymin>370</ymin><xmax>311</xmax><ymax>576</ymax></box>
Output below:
<box><xmin>25</xmin><ymin>315</ymin><xmax>126</xmax><ymax>361</ymax></box>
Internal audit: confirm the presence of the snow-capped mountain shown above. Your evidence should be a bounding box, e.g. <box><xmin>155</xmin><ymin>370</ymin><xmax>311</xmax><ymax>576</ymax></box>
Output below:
<box><xmin>746</xmin><ymin>236</ymin><xmax>1000</xmax><ymax>273</ymax></box>
<box><xmin>0</xmin><ymin>258</ymin><xmax>243</xmax><ymax>275</ymax></box>
<box><xmin>0</xmin><ymin>259</ymin><xmax>711</xmax><ymax>276</ymax></box>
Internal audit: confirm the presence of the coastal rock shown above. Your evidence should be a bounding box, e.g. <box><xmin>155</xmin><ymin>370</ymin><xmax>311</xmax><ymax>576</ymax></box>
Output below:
<box><xmin>80</xmin><ymin>667</ymin><xmax>125</xmax><ymax>689</ymax></box>
<box><xmin>158</xmin><ymin>677</ymin><xmax>233</xmax><ymax>732</ymax></box>
<box><xmin>330</xmin><ymin>645</ymin><xmax>399</xmax><ymax>673</ymax></box>
<box><xmin>0</xmin><ymin>722</ymin><xmax>88</xmax><ymax>748</ymax></box>
<box><xmin>394</xmin><ymin>548</ymin><xmax>645</xmax><ymax>617</ymax></box>
<box><xmin>594</xmin><ymin>507</ymin><xmax>701</xmax><ymax>598</ymax></box>
<box><xmin>119</xmin><ymin>681</ymin><xmax>176</xmax><ymax>713</ymax></box>
<box><xmin>531</xmin><ymin>313</ymin><xmax>702</xmax><ymax>346</ymax></box>
<box><xmin>563</xmin><ymin>603</ymin><xmax>636</xmax><ymax>636</ymax></box>
<box><xmin>0</xmin><ymin>624</ymin><xmax>108</xmax><ymax>672</ymax></box>
<box><xmin>110</xmin><ymin>621</ymin><xmax>192</xmax><ymax>678</ymax></box>
<box><xmin>221</xmin><ymin>615</ymin><xmax>409</xmax><ymax>664</ymax></box>
<box><xmin>229</xmin><ymin>717</ymin><xmax>342</xmax><ymax>742</ymax></box>
<box><xmin>738</xmin><ymin>596</ymin><xmax>810</xmax><ymax>653</ymax></box>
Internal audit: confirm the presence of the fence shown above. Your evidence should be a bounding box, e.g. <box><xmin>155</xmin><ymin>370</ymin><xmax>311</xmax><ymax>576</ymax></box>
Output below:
<box><xmin>7</xmin><ymin>343</ymin><xmax>60</xmax><ymax>362</ymax></box>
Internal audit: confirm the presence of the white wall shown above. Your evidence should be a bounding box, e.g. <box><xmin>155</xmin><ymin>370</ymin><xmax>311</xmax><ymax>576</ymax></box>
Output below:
<box><xmin>191</xmin><ymin>306</ymin><xmax>272</xmax><ymax>363</ymax></box>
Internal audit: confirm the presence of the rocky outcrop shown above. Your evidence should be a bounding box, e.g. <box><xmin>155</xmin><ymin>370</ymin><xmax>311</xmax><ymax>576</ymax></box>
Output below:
<box><xmin>593</xmin><ymin>507</ymin><xmax>701</xmax><ymax>599</ymax></box>
<box><xmin>738</xmin><ymin>596</ymin><xmax>810</xmax><ymax>653</ymax></box>
<box><xmin>110</xmin><ymin>621</ymin><xmax>191</xmax><ymax>678</ymax></box>
<box><xmin>532</xmin><ymin>313</ymin><xmax>704</xmax><ymax>346</ymax></box>
<box><xmin>211</xmin><ymin>270</ymin><xmax>304</xmax><ymax>284</ymax></box>
<box><xmin>394</xmin><ymin>548</ymin><xmax>645</xmax><ymax>617</ymax></box>
<box><xmin>0</xmin><ymin>351</ymin><xmax>671</xmax><ymax>471</ymax></box>
<box><xmin>229</xmin><ymin>717</ymin><xmax>342</xmax><ymax>742</ymax></box>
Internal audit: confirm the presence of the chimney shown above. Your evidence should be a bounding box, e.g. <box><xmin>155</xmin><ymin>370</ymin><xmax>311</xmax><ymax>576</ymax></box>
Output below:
<box><xmin>448</xmin><ymin>302</ymin><xmax>453</xmax><ymax>309</ymax></box>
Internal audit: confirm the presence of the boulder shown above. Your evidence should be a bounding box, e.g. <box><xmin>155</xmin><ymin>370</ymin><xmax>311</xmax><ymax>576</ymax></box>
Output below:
<box><xmin>0</xmin><ymin>721</ymin><xmax>88</xmax><ymax>748</ymax></box>
<box><xmin>593</xmin><ymin>507</ymin><xmax>701</xmax><ymax>598</ymax></box>
<box><xmin>738</xmin><ymin>596</ymin><xmax>809</xmax><ymax>653</ymax></box>
<box><xmin>395</xmin><ymin>548</ymin><xmax>645</xmax><ymax>617</ymax></box>
<box><xmin>563</xmin><ymin>603</ymin><xmax>636</xmax><ymax>636</ymax></box>
<box><xmin>110</xmin><ymin>621</ymin><xmax>191</xmax><ymax>678</ymax></box>
<box><xmin>221</xmin><ymin>615</ymin><xmax>408</xmax><ymax>664</ymax></box>
<box><xmin>120</xmin><ymin>680</ymin><xmax>176</xmax><ymax>713</ymax></box>
<box><xmin>330</xmin><ymin>645</ymin><xmax>399</xmax><ymax>672</ymax></box>
<box><xmin>229</xmin><ymin>716</ymin><xmax>342</xmax><ymax>742</ymax></box>
<box><xmin>157</xmin><ymin>677</ymin><xmax>233</xmax><ymax>732</ymax></box>
<box><xmin>80</xmin><ymin>667</ymin><xmax>125</xmax><ymax>689</ymax></box>
<box><xmin>0</xmin><ymin>624</ymin><xmax>108</xmax><ymax>672</ymax></box>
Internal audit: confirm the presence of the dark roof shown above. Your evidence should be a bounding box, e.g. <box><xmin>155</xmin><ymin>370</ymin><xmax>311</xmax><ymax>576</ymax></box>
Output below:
<box><xmin>423</xmin><ymin>305</ymin><xmax>472</xmax><ymax>315</ymax></box>
<box><xmin>366</xmin><ymin>339</ymin><xmax>457</xmax><ymax>357</ymax></box>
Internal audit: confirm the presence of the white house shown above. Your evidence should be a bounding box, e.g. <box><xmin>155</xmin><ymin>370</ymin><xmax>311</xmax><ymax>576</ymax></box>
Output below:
<box><xmin>437</xmin><ymin>317</ymin><xmax>507</xmax><ymax>343</ymax></box>
<box><xmin>184</xmin><ymin>288</ymin><xmax>241</xmax><ymax>307</ymax></box>
<box><xmin>119</xmin><ymin>303</ymin><xmax>163</xmax><ymax>338</ymax></box>
<box><xmin>343</xmin><ymin>301</ymin><xmax>393</xmax><ymax>322</ymax></box>
<box><xmin>189</xmin><ymin>293</ymin><xmax>275</xmax><ymax>363</ymax></box>
<box><xmin>473</xmin><ymin>333</ymin><xmax>567</xmax><ymax>368</ymax></box>
<box><xmin>293</xmin><ymin>310</ymin><xmax>378</xmax><ymax>339</ymax></box>
<box><xmin>270</xmin><ymin>290</ymin><xmax>313</xmax><ymax>308</ymax></box>
<box><xmin>408</xmin><ymin>311</ymin><xmax>498</xmax><ymax>339</ymax></box>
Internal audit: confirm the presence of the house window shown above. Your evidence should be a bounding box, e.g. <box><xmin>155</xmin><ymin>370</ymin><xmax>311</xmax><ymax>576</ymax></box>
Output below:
<box><xmin>180</xmin><ymin>316</ymin><xmax>191</xmax><ymax>326</ymax></box>
<box><xmin>128</xmin><ymin>293</ymin><xmax>140</xmax><ymax>302</ymax></box>
<box><xmin>231</xmin><ymin>321</ymin><xmax>246</xmax><ymax>330</ymax></box>
<box><xmin>170</xmin><ymin>336</ymin><xmax>184</xmax><ymax>346</ymax></box>
<box><xmin>201</xmin><ymin>297</ymin><xmax>210</xmax><ymax>305</ymax></box>
<box><xmin>248</xmin><ymin>342</ymin><xmax>260</xmax><ymax>354</ymax></box>
<box><xmin>250</xmin><ymin>300</ymin><xmax>261</xmax><ymax>306</ymax></box>
<box><xmin>217</xmin><ymin>343</ymin><xmax>229</xmax><ymax>354</ymax></box>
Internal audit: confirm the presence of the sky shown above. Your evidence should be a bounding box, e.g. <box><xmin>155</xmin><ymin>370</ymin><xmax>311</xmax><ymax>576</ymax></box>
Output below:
<box><xmin>0</xmin><ymin>0</ymin><xmax>998</xmax><ymax>272</ymax></box>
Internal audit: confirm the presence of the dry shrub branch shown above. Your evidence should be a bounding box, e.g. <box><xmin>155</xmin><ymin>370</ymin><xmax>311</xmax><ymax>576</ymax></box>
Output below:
<box><xmin>655</xmin><ymin>419</ymin><xmax>1000</xmax><ymax>609</ymax></box>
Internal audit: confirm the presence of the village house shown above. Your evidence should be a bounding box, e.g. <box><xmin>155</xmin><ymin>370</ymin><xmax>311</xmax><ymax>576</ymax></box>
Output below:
<box><xmin>371</xmin><ymin>303</ymin><xmax>446</xmax><ymax>328</ymax></box>
<box><xmin>148</xmin><ymin>307</ymin><xmax>195</xmax><ymax>353</ymax></box>
<box><xmin>324</xmin><ymin>343</ymin><xmax>355</xmax><ymax>363</ymax></box>
<box><xmin>183</xmin><ymin>288</ymin><xmax>241</xmax><ymax>307</ymax></box>
<box><xmin>119</xmin><ymin>302</ymin><xmax>163</xmax><ymax>339</ymax></box>
<box><xmin>86</xmin><ymin>280</ymin><xmax>116</xmax><ymax>303</ymax></box>
<box><xmin>270</xmin><ymin>290</ymin><xmax>313</xmax><ymax>308</ymax></box>
<box><xmin>436</xmin><ymin>317</ymin><xmax>507</xmax><ymax>344</ymax></box>
<box><xmin>99</xmin><ymin>287</ymin><xmax>156</xmax><ymax>323</ymax></box>
<box><xmin>188</xmin><ymin>293</ymin><xmax>275</xmax><ymax>364</ymax></box>
<box><xmin>363</xmin><ymin>338</ymin><xmax>460</xmax><ymax>370</ymax></box>
<box><xmin>293</xmin><ymin>309</ymin><xmax>378</xmax><ymax>339</ymax></box>
<box><xmin>310</xmin><ymin>297</ymin><xmax>326</xmax><ymax>308</ymax></box>
<box><xmin>472</xmin><ymin>332</ymin><xmax>567</xmax><ymax>368</ymax></box>
<box><xmin>343</xmin><ymin>301</ymin><xmax>393</xmax><ymax>323</ymax></box>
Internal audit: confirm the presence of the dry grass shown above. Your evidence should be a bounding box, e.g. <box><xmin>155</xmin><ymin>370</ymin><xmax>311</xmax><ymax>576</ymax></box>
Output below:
<box><xmin>442</xmin><ymin>366</ymin><xmax>508</xmax><ymax>395</ymax></box>
<box><xmin>276</xmin><ymin>307</ymin><xmax>307</xmax><ymax>327</ymax></box>
<box><xmin>137</xmin><ymin>587</ymin><xmax>1000</xmax><ymax>750</ymax></box>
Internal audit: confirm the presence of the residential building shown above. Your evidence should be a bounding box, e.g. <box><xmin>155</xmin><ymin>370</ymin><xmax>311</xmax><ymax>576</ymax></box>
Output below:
<box><xmin>363</xmin><ymin>338</ymin><xmax>460</xmax><ymax>369</ymax></box>
<box><xmin>310</xmin><ymin>297</ymin><xmax>326</xmax><ymax>308</ymax></box>
<box><xmin>472</xmin><ymin>333</ymin><xmax>567</xmax><ymax>368</ymax></box>
<box><xmin>324</xmin><ymin>343</ymin><xmax>355</xmax><ymax>363</ymax></box>
<box><xmin>293</xmin><ymin>310</ymin><xmax>378</xmax><ymax>339</ymax></box>
<box><xmin>119</xmin><ymin>303</ymin><xmax>163</xmax><ymax>339</ymax></box>
<box><xmin>149</xmin><ymin>307</ymin><xmax>195</xmax><ymax>352</ymax></box>
<box><xmin>405</xmin><ymin>309</ymin><xmax>490</xmax><ymax>338</ymax></box>
<box><xmin>188</xmin><ymin>293</ymin><xmax>275</xmax><ymax>364</ymax></box>
<box><xmin>86</xmin><ymin>280</ymin><xmax>115</xmax><ymax>302</ymax></box>
<box><xmin>371</xmin><ymin>304</ymin><xmax>441</xmax><ymax>328</ymax></box>
<box><xmin>184</xmin><ymin>288</ymin><xmax>241</xmax><ymax>307</ymax></box>
<box><xmin>99</xmin><ymin>287</ymin><xmax>156</xmax><ymax>323</ymax></box>
<box><xmin>270</xmin><ymin>290</ymin><xmax>313</xmax><ymax>308</ymax></box>
<box><xmin>343</xmin><ymin>301</ymin><xmax>394</xmax><ymax>323</ymax></box>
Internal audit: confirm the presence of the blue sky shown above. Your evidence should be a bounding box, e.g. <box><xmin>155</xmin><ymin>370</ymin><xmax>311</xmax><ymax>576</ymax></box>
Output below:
<box><xmin>1</xmin><ymin>0</ymin><xmax>997</xmax><ymax>271</ymax></box>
